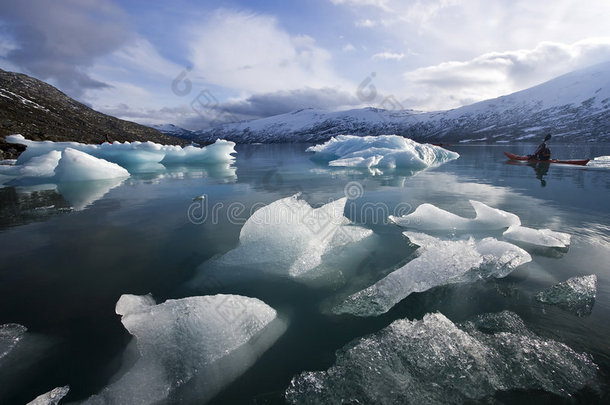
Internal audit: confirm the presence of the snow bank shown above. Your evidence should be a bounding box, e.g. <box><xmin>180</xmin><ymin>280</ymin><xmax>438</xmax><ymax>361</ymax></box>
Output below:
<box><xmin>503</xmin><ymin>225</ymin><xmax>570</xmax><ymax>248</ymax></box>
<box><xmin>286</xmin><ymin>311</ymin><xmax>598</xmax><ymax>404</ymax></box>
<box><xmin>0</xmin><ymin>323</ymin><xmax>27</xmax><ymax>359</ymax></box>
<box><xmin>333</xmin><ymin>232</ymin><xmax>531</xmax><ymax>316</ymax></box>
<box><xmin>389</xmin><ymin>200</ymin><xmax>520</xmax><ymax>231</ymax></box>
<box><xmin>26</xmin><ymin>386</ymin><xmax>69</xmax><ymax>405</ymax></box>
<box><xmin>209</xmin><ymin>195</ymin><xmax>373</xmax><ymax>278</ymax></box>
<box><xmin>536</xmin><ymin>274</ymin><xmax>597</xmax><ymax>316</ymax></box>
<box><xmin>86</xmin><ymin>294</ymin><xmax>285</xmax><ymax>404</ymax></box>
<box><xmin>306</xmin><ymin>135</ymin><xmax>459</xmax><ymax>169</ymax></box>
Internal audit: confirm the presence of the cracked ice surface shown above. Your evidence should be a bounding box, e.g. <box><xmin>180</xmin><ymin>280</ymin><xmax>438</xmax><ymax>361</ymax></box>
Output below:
<box><xmin>333</xmin><ymin>232</ymin><xmax>531</xmax><ymax>317</ymax></box>
<box><xmin>286</xmin><ymin>311</ymin><xmax>598</xmax><ymax>404</ymax></box>
<box><xmin>536</xmin><ymin>274</ymin><xmax>597</xmax><ymax>316</ymax></box>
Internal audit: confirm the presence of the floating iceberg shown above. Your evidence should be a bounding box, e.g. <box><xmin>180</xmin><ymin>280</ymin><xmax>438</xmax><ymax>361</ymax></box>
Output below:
<box><xmin>204</xmin><ymin>195</ymin><xmax>373</xmax><ymax>278</ymax></box>
<box><xmin>161</xmin><ymin>140</ymin><xmax>237</xmax><ymax>164</ymax></box>
<box><xmin>333</xmin><ymin>232</ymin><xmax>531</xmax><ymax>316</ymax></box>
<box><xmin>54</xmin><ymin>148</ymin><xmax>129</xmax><ymax>182</ymax></box>
<box><xmin>7</xmin><ymin>135</ymin><xmax>236</xmax><ymax>166</ymax></box>
<box><xmin>286</xmin><ymin>311</ymin><xmax>598</xmax><ymax>404</ymax></box>
<box><xmin>536</xmin><ymin>274</ymin><xmax>597</xmax><ymax>316</ymax></box>
<box><xmin>0</xmin><ymin>323</ymin><xmax>27</xmax><ymax>360</ymax></box>
<box><xmin>3</xmin><ymin>135</ymin><xmax>236</xmax><ymax>185</ymax></box>
<box><xmin>85</xmin><ymin>294</ymin><xmax>285</xmax><ymax>404</ymax></box>
<box><xmin>26</xmin><ymin>386</ymin><xmax>69</xmax><ymax>405</ymax></box>
<box><xmin>503</xmin><ymin>225</ymin><xmax>570</xmax><ymax>248</ymax></box>
<box><xmin>306</xmin><ymin>135</ymin><xmax>459</xmax><ymax>169</ymax></box>
<box><xmin>587</xmin><ymin>155</ymin><xmax>610</xmax><ymax>168</ymax></box>
<box><xmin>389</xmin><ymin>200</ymin><xmax>520</xmax><ymax>231</ymax></box>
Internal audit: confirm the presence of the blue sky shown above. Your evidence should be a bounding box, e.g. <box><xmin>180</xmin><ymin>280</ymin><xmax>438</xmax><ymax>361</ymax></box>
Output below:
<box><xmin>2</xmin><ymin>0</ymin><xmax>610</xmax><ymax>129</ymax></box>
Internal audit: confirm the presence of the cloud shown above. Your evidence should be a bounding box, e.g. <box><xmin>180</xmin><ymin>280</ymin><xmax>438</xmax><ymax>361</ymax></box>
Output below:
<box><xmin>0</xmin><ymin>0</ymin><xmax>133</xmax><ymax>97</ymax></box>
<box><xmin>99</xmin><ymin>87</ymin><xmax>364</xmax><ymax>130</ymax></box>
<box><xmin>401</xmin><ymin>38</ymin><xmax>610</xmax><ymax>111</ymax></box>
<box><xmin>219</xmin><ymin>87</ymin><xmax>362</xmax><ymax>118</ymax></box>
<box><xmin>373</xmin><ymin>52</ymin><xmax>405</xmax><ymax>61</ymax></box>
<box><xmin>355</xmin><ymin>19</ymin><xmax>377</xmax><ymax>28</ymax></box>
<box><xmin>186</xmin><ymin>10</ymin><xmax>350</xmax><ymax>94</ymax></box>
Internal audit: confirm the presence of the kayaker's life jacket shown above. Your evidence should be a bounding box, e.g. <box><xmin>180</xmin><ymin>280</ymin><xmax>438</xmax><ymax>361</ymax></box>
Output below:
<box><xmin>538</xmin><ymin>146</ymin><xmax>551</xmax><ymax>160</ymax></box>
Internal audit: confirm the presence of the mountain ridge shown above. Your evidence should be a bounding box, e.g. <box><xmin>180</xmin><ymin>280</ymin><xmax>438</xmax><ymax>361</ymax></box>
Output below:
<box><xmin>161</xmin><ymin>61</ymin><xmax>610</xmax><ymax>144</ymax></box>
<box><xmin>0</xmin><ymin>68</ymin><xmax>189</xmax><ymax>158</ymax></box>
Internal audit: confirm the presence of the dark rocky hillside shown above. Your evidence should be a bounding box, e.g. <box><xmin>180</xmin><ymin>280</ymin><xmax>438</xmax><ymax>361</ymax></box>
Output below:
<box><xmin>0</xmin><ymin>69</ymin><xmax>187</xmax><ymax>158</ymax></box>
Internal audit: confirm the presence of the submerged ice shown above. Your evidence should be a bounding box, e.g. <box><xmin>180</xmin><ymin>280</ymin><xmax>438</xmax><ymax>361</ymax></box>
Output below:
<box><xmin>333</xmin><ymin>232</ymin><xmax>531</xmax><ymax>317</ymax></box>
<box><xmin>286</xmin><ymin>311</ymin><xmax>598</xmax><ymax>404</ymax></box>
<box><xmin>86</xmin><ymin>294</ymin><xmax>284</xmax><ymax>404</ymax></box>
<box><xmin>206</xmin><ymin>194</ymin><xmax>373</xmax><ymax>278</ymax></box>
<box><xmin>26</xmin><ymin>386</ymin><xmax>69</xmax><ymax>405</ymax></box>
<box><xmin>389</xmin><ymin>200</ymin><xmax>521</xmax><ymax>231</ymax></box>
<box><xmin>536</xmin><ymin>274</ymin><xmax>597</xmax><ymax>316</ymax></box>
<box><xmin>0</xmin><ymin>323</ymin><xmax>27</xmax><ymax>360</ymax></box>
<box><xmin>306</xmin><ymin>135</ymin><xmax>459</xmax><ymax>169</ymax></box>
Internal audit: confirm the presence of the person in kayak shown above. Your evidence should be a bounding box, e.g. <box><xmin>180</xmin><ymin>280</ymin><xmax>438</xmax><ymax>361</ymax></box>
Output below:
<box><xmin>529</xmin><ymin>133</ymin><xmax>551</xmax><ymax>161</ymax></box>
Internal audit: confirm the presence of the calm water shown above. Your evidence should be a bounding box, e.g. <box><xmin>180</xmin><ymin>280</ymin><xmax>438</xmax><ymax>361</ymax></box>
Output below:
<box><xmin>1</xmin><ymin>143</ymin><xmax>609</xmax><ymax>404</ymax></box>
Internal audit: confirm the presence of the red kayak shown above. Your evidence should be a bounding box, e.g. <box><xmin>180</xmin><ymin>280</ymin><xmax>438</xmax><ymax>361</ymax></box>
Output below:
<box><xmin>504</xmin><ymin>152</ymin><xmax>590</xmax><ymax>166</ymax></box>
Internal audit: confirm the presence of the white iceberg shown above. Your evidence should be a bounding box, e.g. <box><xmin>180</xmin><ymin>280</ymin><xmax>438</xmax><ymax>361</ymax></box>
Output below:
<box><xmin>204</xmin><ymin>195</ymin><xmax>373</xmax><ymax>278</ymax></box>
<box><xmin>0</xmin><ymin>323</ymin><xmax>27</xmax><ymax>360</ymax></box>
<box><xmin>306</xmin><ymin>135</ymin><xmax>459</xmax><ymax>169</ymax></box>
<box><xmin>7</xmin><ymin>134</ymin><xmax>236</xmax><ymax>166</ymax></box>
<box><xmin>54</xmin><ymin>148</ymin><xmax>130</xmax><ymax>182</ymax></box>
<box><xmin>333</xmin><ymin>232</ymin><xmax>531</xmax><ymax>316</ymax></box>
<box><xmin>26</xmin><ymin>386</ymin><xmax>69</xmax><ymax>405</ymax></box>
<box><xmin>389</xmin><ymin>200</ymin><xmax>520</xmax><ymax>231</ymax></box>
<box><xmin>503</xmin><ymin>225</ymin><xmax>570</xmax><ymax>248</ymax></box>
<box><xmin>85</xmin><ymin>294</ymin><xmax>285</xmax><ymax>404</ymax></box>
<box><xmin>161</xmin><ymin>140</ymin><xmax>237</xmax><ymax>164</ymax></box>
<box><xmin>536</xmin><ymin>274</ymin><xmax>597</xmax><ymax>316</ymax></box>
<box><xmin>286</xmin><ymin>311</ymin><xmax>598</xmax><ymax>404</ymax></box>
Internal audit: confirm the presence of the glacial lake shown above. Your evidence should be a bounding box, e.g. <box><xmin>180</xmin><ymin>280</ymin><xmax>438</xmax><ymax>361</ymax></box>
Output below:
<box><xmin>1</xmin><ymin>142</ymin><xmax>610</xmax><ymax>404</ymax></box>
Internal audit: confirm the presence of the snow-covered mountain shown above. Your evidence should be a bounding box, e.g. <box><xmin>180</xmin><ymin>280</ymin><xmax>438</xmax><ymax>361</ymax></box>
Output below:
<box><xmin>156</xmin><ymin>61</ymin><xmax>610</xmax><ymax>144</ymax></box>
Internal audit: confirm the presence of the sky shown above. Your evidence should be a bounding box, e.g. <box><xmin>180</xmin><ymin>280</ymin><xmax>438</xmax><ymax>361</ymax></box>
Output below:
<box><xmin>1</xmin><ymin>0</ymin><xmax>610</xmax><ymax>129</ymax></box>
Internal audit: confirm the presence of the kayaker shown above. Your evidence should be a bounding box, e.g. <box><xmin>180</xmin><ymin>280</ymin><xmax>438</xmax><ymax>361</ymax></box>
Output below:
<box><xmin>529</xmin><ymin>133</ymin><xmax>551</xmax><ymax>161</ymax></box>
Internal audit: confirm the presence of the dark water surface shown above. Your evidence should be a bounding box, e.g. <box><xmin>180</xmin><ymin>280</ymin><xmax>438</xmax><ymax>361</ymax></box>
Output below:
<box><xmin>1</xmin><ymin>143</ymin><xmax>609</xmax><ymax>404</ymax></box>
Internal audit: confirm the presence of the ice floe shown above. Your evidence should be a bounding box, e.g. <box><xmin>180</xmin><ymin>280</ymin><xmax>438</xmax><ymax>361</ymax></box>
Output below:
<box><xmin>286</xmin><ymin>311</ymin><xmax>598</xmax><ymax>404</ymax></box>
<box><xmin>503</xmin><ymin>225</ymin><xmax>571</xmax><ymax>248</ymax></box>
<box><xmin>587</xmin><ymin>155</ymin><xmax>610</xmax><ymax>168</ymax></box>
<box><xmin>2</xmin><ymin>135</ymin><xmax>236</xmax><ymax>185</ymax></box>
<box><xmin>389</xmin><ymin>200</ymin><xmax>520</xmax><ymax>231</ymax></box>
<box><xmin>536</xmin><ymin>274</ymin><xmax>597</xmax><ymax>316</ymax></box>
<box><xmin>306</xmin><ymin>135</ymin><xmax>459</xmax><ymax>169</ymax></box>
<box><xmin>0</xmin><ymin>323</ymin><xmax>27</xmax><ymax>360</ymax></box>
<box><xmin>333</xmin><ymin>232</ymin><xmax>531</xmax><ymax>316</ymax></box>
<box><xmin>85</xmin><ymin>294</ymin><xmax>285</xmax><ymax>404</ymax></box>
<box><xmin>203</xmin><ymin>195</ymin><xmax>373</xmax><ymax>279</ymax></box>
<box><xmin>26</xmin><ymin>386</ymin><xmax>69</xmax><ymax>405</ymax></box>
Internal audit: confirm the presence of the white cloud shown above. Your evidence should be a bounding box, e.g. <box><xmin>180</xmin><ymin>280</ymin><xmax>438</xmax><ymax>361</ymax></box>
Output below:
<box><xmin>401</xmin><ymin>38</ymin><xmax>610</xmax><ymax>111</ymax></box>
<box><xmin>343</xmin><ymin>43</ymin><xmax>356</xmax><ymax>52</ymax></box>
<box><xmin>186</xmin><ymin>10</ymin><xmax>350</xmax><ymax>94</ymax></box>
<box><xmin>331</xmin><ymin>0</ymin><xmax>610</xmax><ymax>62</ymax></box>
<box><xmin>373</xmin><ymin>51</ymin><xmax>405</xmax><ymax>61</ymax></box>
<box><xmin>355</xmin><ymin>19</ymin><xmax>377</xmax><ymax>28</ymax></box>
